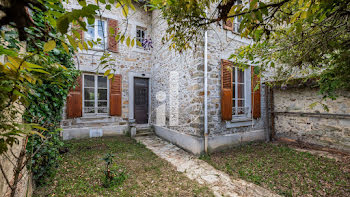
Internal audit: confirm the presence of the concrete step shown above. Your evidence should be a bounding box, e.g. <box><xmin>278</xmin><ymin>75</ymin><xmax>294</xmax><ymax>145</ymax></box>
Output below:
<box><xmin>61</xmin><ymin>125</ymin><xmax>128</xmax><ymax>140</ymax></box>
<box><xmin>135</xmin><ymin>132</ymin><xmax>154</xmax><ymax>137</ymax></box>
<box><xmin>62</xmin><ymin>122</ymin><xmax>124</xmax><ymax>129</ymax></box>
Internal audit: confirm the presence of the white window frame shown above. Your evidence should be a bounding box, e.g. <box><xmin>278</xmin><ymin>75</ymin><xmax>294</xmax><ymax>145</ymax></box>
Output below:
<box><xmin>231</xmin><ymin>66</ymin><xmax>252</xmax><ymax>120</ymax></box>
<box><xmin>85</xmin><ymin>18</ymin><xmax>108</xmax><ymax>50</ymax></box>
<box><xmin>82</xmin><ymin>74</ymin><xmax>110</xmax><ymax>116</ymax></box>
<box><xmin>233</xmin><ymin>0</ymin><xmax>243</xmax><ymax>33</ymax></box>
<box><xmin>136</xmin><ymin>26</ymin><xmax>146</xmax><ymax>49</ymax></box>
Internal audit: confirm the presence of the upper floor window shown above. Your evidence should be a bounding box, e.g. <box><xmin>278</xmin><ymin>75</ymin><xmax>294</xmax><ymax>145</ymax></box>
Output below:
<box><xmin>86</xmin><ymin>19</ymin><xmax>107</xmax><ymax>49</ymax></box>
<box><xmin>136</xmin><ymin>26</ymin><xmax>146</xmax><ymax>48</ymax></box>
<box><xmin>223</xmin><ymin>0</ymin><xmax>243</xmax><ymax>33</ymax></box>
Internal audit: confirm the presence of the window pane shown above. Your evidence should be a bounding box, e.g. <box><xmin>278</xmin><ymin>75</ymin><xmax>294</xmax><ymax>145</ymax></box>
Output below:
<box><xmin>98</xmin><ymin>89</ymin><xmax>107</xmax><ymax>100</ymax></box>
<box><xmin>238</xmin><ymin>100</ymin><xmax>244</xmax><ymax>107</ymax></box>
<box><xmin>84</xmin><ymin>75</ymin><xmax>94</xmax><ymax>87</ymax></box>
<box><xmin>84</xmin><ymin>88</ymin><xmax>95</xmax><ymax>100</ymax></box>
<box><xmin>97</xmin><ymin>20</ymin><xmax>105</xmax><ymax>38</ymax></box>
<box><xmin>84</xmin><ymin>107</ymin><xmax>95</xmax><ymax>113</ymax></box>
<box><xmin>98</xmin><ymin>101</ymin><xmax>107</xmax><ymax>107</ymax></box>
<box><xmin>238</xmin><ymin>84</ymin><xmax>244</xmax><ymax>98</ymax></box>
<box><xmin>84</xmin><ymin>101</ymin><xmax>94</xmax><ymax>107</ymax></box>
<box><xmin>238</xmin><ymin>69</ymin><xmax>244</xmax><ymax>83</ymax></box>
<box><xmin>98</xmin><ymin>76</ymin><xmax>107</xmax><ymax>88</ymax></box>
<box><xmin>98</xmin><ymin>108</ymin><xmax>108</xmax><ymax>113</ymax></box>
<box><xmin>232</xmin><ymin>85</ymin><xmax>236</xmax><ymax>99</ymax></box>
<box><xmin>232</xmin><ymin>67</ymin><xmax>236</xmax><ymax>82</ymax></box>
<box><xmin>86</xmin><ymin>25</ymin><xmax>94</xmax><ymax>40</ymax></box>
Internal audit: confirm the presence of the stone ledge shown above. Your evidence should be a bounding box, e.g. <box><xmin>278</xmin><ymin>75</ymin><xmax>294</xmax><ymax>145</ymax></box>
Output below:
<box><xmin>61</xmin><ymin>125</ymin><xmax>128</xmax><ymax>140</ymax></box>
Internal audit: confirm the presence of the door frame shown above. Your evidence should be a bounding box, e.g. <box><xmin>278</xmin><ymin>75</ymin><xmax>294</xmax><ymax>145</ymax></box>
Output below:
<box><xmin>128</xmin><ymin>72</ymin><xmax>151</xmax><ymax>124</ymax></box>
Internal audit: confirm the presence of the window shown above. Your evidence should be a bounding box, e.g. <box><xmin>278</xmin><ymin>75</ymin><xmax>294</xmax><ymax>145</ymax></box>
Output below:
<box><xmin>85</xmin><ymin>19</ymin><xmax>107</xmax><ymax>49</ymax></box>
<box><xmin>232</xmin><ymin>67</ymin><xmax>248</xmax><ymax>116</ymax></box>
<box><xmin>136</xmin><ymin>26</ymin><xmax>146</xmax><ymax>48</ymax></box>
<box><xmin>223</xmin><ymin>0</ymin><xmax>243</xmax><ymax>33</ymax></box>
<box><xmin>233</xmin><ymin>0</ymin><xmax>243</xmax><ymax>33</ymax></box>
<box><xmin>83</xmin><ymin>74</ymin><xmax>109</xmax><ymax>115</ymax></box>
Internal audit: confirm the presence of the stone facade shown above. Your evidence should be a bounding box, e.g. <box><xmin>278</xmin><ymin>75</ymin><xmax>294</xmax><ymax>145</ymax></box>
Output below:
<box><xmin>61</xmin><ymin>2</ymin><xmax>267</xmax><ymax>152</ymax></box>
<box><xmin>274</xmin><ymin>88</ymin><xmax>350</xmax><ymax>152</ymax></box>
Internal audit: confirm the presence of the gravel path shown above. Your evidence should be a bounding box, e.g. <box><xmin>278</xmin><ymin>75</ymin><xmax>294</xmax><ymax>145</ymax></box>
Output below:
<box><xmin>136</xmin><ymin>136</ymin><xmax>280</xmax><ymax>197</ymax></box>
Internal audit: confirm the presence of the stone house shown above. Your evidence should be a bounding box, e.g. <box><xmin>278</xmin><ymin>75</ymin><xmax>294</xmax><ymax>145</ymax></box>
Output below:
<box><xmin>60</xmin><ymin>1</ymin><xmax>350</xmax><ymax>154</ymax></box>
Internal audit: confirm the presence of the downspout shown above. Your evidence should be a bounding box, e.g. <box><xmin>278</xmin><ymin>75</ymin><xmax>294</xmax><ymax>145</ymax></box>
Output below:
<box><xmin>204</xmin><ymin>21</ymin><xmax>208</xmax><ymax>154</ymax></box>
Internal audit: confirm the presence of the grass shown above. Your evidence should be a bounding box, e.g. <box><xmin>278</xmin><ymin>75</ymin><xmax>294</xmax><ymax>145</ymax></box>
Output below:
<box><xmin>201</xmin><ymin>142</ymin><xmax>350</xmax><ymax>197</ymax></box>
<box><xmin>34</xmin><ymin>136</ymin><xmax>213</xmax><ymax>196</ymax></box>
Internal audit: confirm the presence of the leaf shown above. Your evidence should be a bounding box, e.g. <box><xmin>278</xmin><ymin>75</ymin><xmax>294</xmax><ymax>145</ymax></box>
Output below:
<box><xmin>78</xmin><ymin>42</ymin><xmax>84</xmax><ymax>50</ymax></box>
<box><xmin>104</xmin><ymin>69</ymin><xmax>111</xmax><ymax>76</ymax></box>
<box><xmin>32</xmin><ymin>125</ymin><xmax>48</xmax><ymax>131</ymax></box>
<box><xmin>67</xmin><ymin>35</ymin><xmax>77</xmax><ymax>50</ymax></box>
<box><xmin>126</xmin><ymin>37</ymin><xmax>130</xmax><ymax>47</ymax></box>
<box><xmin>62</xmin><ymin>42</ymin><xmax>70</xmax><ymax>53</ymax></box>
<box><xmin>131</xmin><ymin>38</ymin><xmax>135</xmax><ymax>47</ymax></box>
<box><xmin>29</xmin><ymin>69</ymin><xmax>51</xmax><ymax>75</ymax></box>
<box><xmin>309</xmin><ymin>102</ymin><xmax>318</xmax><ymax>109</ymax></box>
<box><xmin>43</xmin><ymin>40</ymin><xmax>56</xmax><ymax>52</ymax></box>
<box><xmin>122</xmin><ymin>5</ymin><xmax>129</xmax><ymax>17</ymax></box>
<box><xmin>30</xmin><ymin>130</ymin><xmax>46</xmax><ymax>139</ymax></box>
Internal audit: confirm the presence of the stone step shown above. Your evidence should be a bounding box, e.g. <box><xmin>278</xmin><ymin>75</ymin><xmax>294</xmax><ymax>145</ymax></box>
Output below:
<box><xmin>135</xmin><ymin>132</ymin><xmax>154</xmax><ymax>137</ymax></box>
<box><xmin>62</xmin><ymin>122</ymin><xmax>123</xmax><ymax>129</ymax></box>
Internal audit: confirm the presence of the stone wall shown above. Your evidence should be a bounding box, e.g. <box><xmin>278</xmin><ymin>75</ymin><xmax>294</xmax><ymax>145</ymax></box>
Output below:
<box><xmin>150</xmin><ymin>10</ymin><xmax>205</xmax><ymax>136</ymax></box>
<box><xmin>274</xmin><ymin>87</ymin><xmax>350</xmax><ymax>152</ymax></box>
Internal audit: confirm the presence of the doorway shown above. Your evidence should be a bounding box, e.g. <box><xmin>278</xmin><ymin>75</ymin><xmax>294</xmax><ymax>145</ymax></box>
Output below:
<box><xmin>134</xmin><ymin>77</ymin><xmax>149</xmax><ymax>124</ymax></box>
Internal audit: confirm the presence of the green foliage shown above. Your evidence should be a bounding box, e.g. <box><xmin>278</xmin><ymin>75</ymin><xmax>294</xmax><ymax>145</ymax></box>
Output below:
<box><xmin>21</xmin><ymin>2</ymin><xmax>80</xmax><ymax>186</ymax></box>
<box><xmin>24</xmin><ymin>67</ymin><xmax>79</xmax><ymax>186</ymax></box>
<box><xmin>150</xmin><ymin>0</ymin><xmax>350</xmax><ymax>99</ymax></box>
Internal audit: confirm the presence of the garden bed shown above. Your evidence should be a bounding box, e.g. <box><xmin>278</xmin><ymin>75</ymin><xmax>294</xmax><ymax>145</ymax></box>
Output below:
<box><xmin>201</xmin><ymin>142</ymin><xmax>350</xmax><ymax>196</ymax></box>
<box><xmin>34</xmin><ymin>136</ymin><xmax>213</xmax><ymax>196</ymax></box>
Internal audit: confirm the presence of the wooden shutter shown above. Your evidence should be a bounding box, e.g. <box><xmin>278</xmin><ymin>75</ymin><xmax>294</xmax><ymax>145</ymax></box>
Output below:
<box><xmin>251</xmin><ymin>66</ymin><xmax>261</xmax><ymax>118</ymax></box>
<box><xmin>108</xmin><ymin>19</ymin><xmax>118</xmax><ymax>52</ymax></box>
<box><xmin>67</xmin><ymin>76</ymin><xmax>82</xmax><ymax>118</ymax></box>
<box><xmin>221</xmin><ymin>60</ymin><xmax>233</xmax><ymax>120</ymax></box>
<box><xmin>110</xmin><ymin>74</ymin><xmax>122</xmax><ymax>116</ymax></box>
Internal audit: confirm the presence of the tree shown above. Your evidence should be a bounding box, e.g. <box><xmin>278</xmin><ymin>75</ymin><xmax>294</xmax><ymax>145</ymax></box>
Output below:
<box><xmin>149</xmin><ymin>0</ymin><xmax>350</xmax><ymax>99</ymax></box>
<box><xmin>0</xmin><ymin>0</ymin><xmax>140</xmax><ymax>195</ymax></box>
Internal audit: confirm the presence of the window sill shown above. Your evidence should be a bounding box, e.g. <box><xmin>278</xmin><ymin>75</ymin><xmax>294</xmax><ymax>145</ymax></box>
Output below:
<box><xmin>226</xmin><ymin>118</ymin><xmax>252</xmax><ymax>128</ymax></box>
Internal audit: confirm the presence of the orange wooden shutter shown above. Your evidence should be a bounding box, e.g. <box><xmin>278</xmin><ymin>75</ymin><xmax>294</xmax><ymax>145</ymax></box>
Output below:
<box><xmin>110</xmin><ymin>74</ymin><xmax>122</xmax><ymax>116</ymax></box>
<box><xmin>67</xmin><ymin>76</ymin><xmax>82</xmax><ymax>118</ymax></box>
<box><xmin>221</xmin><ymin>59</ymin><xmax>233</xmax><ymax>120</ymax></box>
<box><xmin>251</xmin><ymin>66</ymin><xmax>261</xmax><ymax>118</ymax></box>
<box><xmin>108</xmin><ymin>19</ymin><xmax>118</xmax><ymax>52</ymax></box>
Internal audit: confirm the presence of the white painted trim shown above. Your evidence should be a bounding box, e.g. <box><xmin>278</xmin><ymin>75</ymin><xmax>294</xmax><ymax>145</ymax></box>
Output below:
<box><xmin>128</xmin><ymin>72</ymin><xmax>152</xmax><ymax>124</ymax></box>
<box><xmin>82</xmin><ymin>73</ymin><xmax>109</xmax><ymax>117</ymax></box>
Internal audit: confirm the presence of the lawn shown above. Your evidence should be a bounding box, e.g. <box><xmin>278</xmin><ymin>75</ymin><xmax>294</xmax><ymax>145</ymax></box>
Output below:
<box><xmin>34</xmin><ymin>136</ymin><xmax>213</xmax><ymax>196</ymax></box>
<box><xmin>201</xmin><ymin>142</ymin><xmax>350</xmax><ymax>197</ymax></box>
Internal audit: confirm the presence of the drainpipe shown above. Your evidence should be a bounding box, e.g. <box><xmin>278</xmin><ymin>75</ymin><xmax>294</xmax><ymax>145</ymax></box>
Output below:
<box><xmin>204</xmin><ymin>21</ymin><xmax>208</xmax><ymax>154</ymax></box>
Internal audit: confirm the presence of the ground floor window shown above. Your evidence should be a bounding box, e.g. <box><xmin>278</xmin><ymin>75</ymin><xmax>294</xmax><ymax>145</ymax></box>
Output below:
<box><xmin>83</xmin><ymin>74</ymin><xmax>109</xmax><ymax>115</ymax></box>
